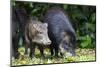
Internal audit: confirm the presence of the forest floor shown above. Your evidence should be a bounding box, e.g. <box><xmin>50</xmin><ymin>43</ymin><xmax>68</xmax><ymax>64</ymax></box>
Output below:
<box><xmin>11</xmin><ymin>47</ymin><xmax>96</xmax><ymax>66</ymax></box>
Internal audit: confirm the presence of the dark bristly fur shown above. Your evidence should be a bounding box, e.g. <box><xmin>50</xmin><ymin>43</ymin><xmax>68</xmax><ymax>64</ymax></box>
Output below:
<box><xmin>43</xmin><ymin>7</ymin><xmax>76</xmax><ymax>57</ymax></box>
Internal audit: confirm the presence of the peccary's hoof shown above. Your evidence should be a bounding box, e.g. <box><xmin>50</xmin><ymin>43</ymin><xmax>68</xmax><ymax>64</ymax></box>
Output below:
<box><xmin>14</xmin><ymin>52</ymin><xmax>20</xmax><ymax>59</ymax></box>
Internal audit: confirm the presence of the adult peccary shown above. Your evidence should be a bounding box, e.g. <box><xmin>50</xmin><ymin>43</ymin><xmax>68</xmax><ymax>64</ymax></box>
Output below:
<box><xmin>12</xmin><ymin>7</ymin><xmax>28</xmax><ymax>59</ymax></box>
<box><xmin>25</xmin><ymin>17</ymin><xmax>51</xmax><ymax>58</ymax></box>
<box><xmin>43</xmin><ymin>7</ymin><xmax>76</xmax><ymax>57</ymax></box>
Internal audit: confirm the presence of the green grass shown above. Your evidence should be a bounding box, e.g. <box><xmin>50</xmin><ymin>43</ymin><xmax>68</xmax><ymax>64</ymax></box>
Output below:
<box><xmin>11</xmin><ymin>47</ymin><xmax>95</xmax><ymax>66</ymax></box>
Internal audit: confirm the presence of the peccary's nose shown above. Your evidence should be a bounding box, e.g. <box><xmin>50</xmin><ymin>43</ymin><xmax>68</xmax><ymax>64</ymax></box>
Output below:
<box><xmin>48</xmin><ymin>41</ymin><xmax>51</xmax><ymax>44</ymax></box>
<box><xmin>47</xmin><ymin>41</ymin><xmax>51</xmax><ymax>45</ymax></box>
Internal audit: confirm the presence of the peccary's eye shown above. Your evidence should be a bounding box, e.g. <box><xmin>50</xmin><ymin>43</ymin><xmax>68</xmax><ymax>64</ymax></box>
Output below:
<box><xmin>39</xmin><ymin>31</ymin><xmax>42</xmax><ymax>34</ymax></box>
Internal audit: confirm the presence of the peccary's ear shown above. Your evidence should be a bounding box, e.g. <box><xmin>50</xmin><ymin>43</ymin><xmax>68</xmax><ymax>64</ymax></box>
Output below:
<box><xmin>43</xmin><ymin>23</ymin><xmax>48</xmax><ymax>27</ymax></box>
<box><xmin>62</xmin><ymin>32</ymin><xmax>66</xmax><ymax>37</ymax></box>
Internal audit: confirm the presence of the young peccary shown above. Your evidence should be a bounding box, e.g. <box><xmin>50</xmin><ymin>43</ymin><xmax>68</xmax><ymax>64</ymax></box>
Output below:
<box><xmin>25</xmin><ymin>17</ymin><xmax>51</xmax><ymax>58</ymax></box>
<box><xmin>43</xmin><ymin>7</ymin><xmax>76</xmax><ymax>57</ymax></box>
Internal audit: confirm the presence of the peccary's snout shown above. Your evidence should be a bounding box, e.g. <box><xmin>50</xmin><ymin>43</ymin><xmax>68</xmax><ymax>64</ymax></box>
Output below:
<box><xmin>46</xmin><ymin>39</ymin><xmax>51</xmax><ymax>45</ymax></box>
<box><xmin>43</xmin><ymin>38</ymin><xmax>51</xmax><ymax>45</ymax></box>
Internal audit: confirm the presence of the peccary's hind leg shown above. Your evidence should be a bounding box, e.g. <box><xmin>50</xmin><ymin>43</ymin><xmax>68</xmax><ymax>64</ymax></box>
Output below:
<box><xmin>12</xmin><ymin>34</ymin><xmax>20</xmax><ymax>59</ymax></box>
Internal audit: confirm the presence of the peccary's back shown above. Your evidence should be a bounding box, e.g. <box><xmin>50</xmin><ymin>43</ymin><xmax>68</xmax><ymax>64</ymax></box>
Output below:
<box><xmin>43</xmin><ymin>7</ymin><xmax>75</xmax><ymax>34</ymax></box>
